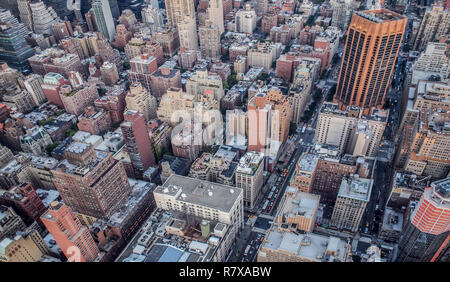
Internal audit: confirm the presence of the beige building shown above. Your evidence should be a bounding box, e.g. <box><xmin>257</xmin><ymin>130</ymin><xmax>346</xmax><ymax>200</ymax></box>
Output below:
<box><xmin>208</xmin><ymin>0</ymin><xmax>224</xmax><ymax>35</ymax></box>
<box><xmin>185</xmin><ymin>69</ymin><xmax>224</xmax><ymax>101</ymax></box>
<box><xmin>235</xmin><ymin>4</ymin><xmax>257</xmax><ymax>34</ymax></box>
<box><xmin>411</xmin><ymin>42</ymin><xmax>450</xmax><ymax>84</ymax></box>
<box><xmin>257</xmin><ymin>227</ymin><xmax>351</xmax><ymax>262</ymax></box>
<box><xmin>3</xmin><ymin>89</ymin><xmax>35</xmax><ymax>113</ymax></box>
<box><xmin>234</xmin><ymin>55</ymin><xmax>247</xmax><ymax>75</ymax></box>
<box><xmin>125</xmin><ymin>37</ymin><xmax>146</xmax><ymax>61</ymax></box>
<box><xmin>153</xmin><ymin>174</ymin><xmax>244</xmax><ymax>242</ymax></box>
<box><xmin>315</xmin><ymin>103</ymin><xmax>387</xmax><ymax>158</ymax></box>
<box><xmin>125</xmin><ymin>82</ymin><xmax>157</xmax><ymax>122</ymax></box>
<box><xmin>20</xmin><ymin>74</ymin><xmax>46</xmax><ymax>106</ymax></box>
<box><xmin>403</xmin><ymin>108</ymin><xmax>450</xmax><ymax>179</ymax></box>
<box><xmin>178</xmin><ymin>15</ymin><xmax>199</xmax><ymax>51</ymax></box>
<box><xmin>225</xmin><ymin>109</ymin><xmax>248</xmax><ymax>145</ymax></box>
<box><xmin>330</xmin><ymin>175</ymin><xmax>372</xmax><ymax>232</ymax></box>
<box><xmin>413</xmin><ymin>4</ymin><xmax>450</xmax><ymax>51</ymax></box>
<box><xmin>164</xmin><ymin>0</ymin><xmax>195</xmax><ymax>27</ymax></box>
<box><xmin>198</xmin><ymin>21</ymin><xmax>221</xmax><ymax>60</ymax></box>
<box><xmin>289</xmin><ymin>153</ymin><xmax>319</xmax><ymax>193</ymax></box>
<box><xmin>275</xmin><ymin>188</ymin><xmax>320</xmax><ymax>233</ymax></box>
<box><xmin>247</xmin><ymin>42</ymin><xmax>280</xmax><ymax>71</ymax></box>
<box><xmin>157</xmin><ymin>87</ymin><xmax>195</xmax><ymax>124</ymax></box>
<box><xmin>397</xmin><ymin>80</ymin><xmax>450</xmax><ymax>168</ymax></box>
<box><xmin>235</xmin><ymin>151</ymin><xmax>264</xmax><ymax>210</ymax></box>
<box><xmin>288</xmin><ymin>82</ymin><xmax>312</xmax><ymax>124</ymax></box>
<box><xmin>0</xmin><ymin>228</ymin><xmax>48</xmax><ymax>262</ymax></box>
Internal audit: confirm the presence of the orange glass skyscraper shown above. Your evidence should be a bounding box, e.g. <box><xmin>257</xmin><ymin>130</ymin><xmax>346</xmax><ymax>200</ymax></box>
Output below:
<box><xmin>335</xmin><ymin>9</ymin><xmax>407</xmax><ymax>111</ymax></box>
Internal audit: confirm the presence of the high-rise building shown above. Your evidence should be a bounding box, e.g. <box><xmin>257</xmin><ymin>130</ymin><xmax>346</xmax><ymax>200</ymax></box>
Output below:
<box><xmin>275</xmin><ymin>188</ymin><xmax>320</xmax><ymax>233</ymax></box>
<box><xmin>178</xmin><ymin>15</ymin><xmax>199</xmax><ymax>50</ymax></box>
<box><xmin>0</xmin><ymin>183</ymin><xmax>46</xmax><ymax>227</ymax></box>
<box><xmin>330</xmin><ymin>174</ymin><xmax>373</xmax><ymax>232</ymax></box>
<box><xmin>128</xmin><ymin>54</ymin><xmax>158</xmax><ymax>93</ymax></box>
<box><xmin>120</xmin><ymin>110</ymin><xmax>156</xmax><ymax>178</ymax></box>
<box><xmin>17</xmin><ymin>0</ymin><xmax>33</xmax><ymax>32</ymax></box>
<box><xmin>92</xmin><ymin>0</ymin><xmax>116</xmax><ymax>42</ymax></box>
<box><xmin>51</xmin><ymin>142</ymin><xmax>132</xmax><ymax>219</ymax></box>
<box><xmin>125</xmin><ymin>82</ymin><xmax>157</xmax><ymax>122</ymax></box>
<box><xmin>141</xmin><ymin>5</ymin><xmax>164</xmax><ymax>29</ymax></box>
<box><xmin>41</xmin><ymin>201</ymin><xmax>100</xmax><ymax>262</ymax></box>
<box><xmin>247</xmin><ymin>42</ymin><xmax>281</xmax><ymax>71</ymax></box>
<box><xmin>330</xmin><ymin>0</ymin><xmax>354</xmax><ymax>31</ymax></box>
<box><xmin>0</xmin><ymin>228</ymin><xmax>48</xmax><ymax>262</ymax></box>
<box><xmin>185</xmin><ymin>68</ymin><xmax>224</xmax><ymax>101</ymax></box>
<box><xmin>94</xmin><ymin>88</ymin><xmax>127</xmax><ymax>125</ymax></box>
<box><xmin>198</xmin><ymin>21</ymin><xmax>221</xmax><ymax>60</ymax></box>
<box><xmin>235</xmin><ymin>151</ymin><xmax>264</xmax><ymax>209</ymax></box>
<box><xmin>397</xmin><ymin>178</ymin><xmax>450</xmax><ymax>262</ymax></box>
<box><xmin>29</xmin><ymin>0</ymin><xmax>59</xmax><ymax>35</ymax></box>
<box><xmin>152</xmin><ymin>26</ymin><xmax>180</xmax><ymax>57</ymax></box>
<box><xmin>164</xmin><ymin>0</ymin><xmax>195</xmax><ymax>27</ymax></box>
<box><xmin>0</xmin><ymin>206</ymin><xmax>26</xmax><ymax>240</ymax></box>
<box><xmin>403</xmin><ymin>108</ymin><xmax>450</xmax><ymax>179</ymax></box>
<box><xmin>0</xmin><ymin>8</ymin><xmax>28</xmax><ymax>38</ymax></box>
<box><xmin>150</xmin><ymin>66</ymin><xmax>182</xmax><ymax>99</ymax></box>
<box><xmin>334</xmin><ymin>9</ymin><xmax>407</xmax><ymax>112</ymax></box>
<box><xmin>153</xmin><ymin>174</ymin><xmax>244</xmax><ymax>241</ymax></box>
<box><xmin>247</xmin><ymin>87</ymin><xmax>292</xmax><ymax>154</ymax></box>
<box><xmin>0</xmin><ymin>22</ymin><xmax>34</xmax><ymax>73</ymax></box>
<box><xmin>41</xmin><ymin>72</ymin><xmax>69</xmax><ymax>108</ymax></box>
<box><xmin>315</xmin><ymin>103</ymin><xmax>388</xmax><ymax>158</ymax></box>
<box><xmin>44</xmin><ymin>0</ymin><xmax>75</xmax><ymax>21</ymax></box>
<box><xmin>410</xmin><ymin>42</ymin><xmax>450</xmax><ymax>84</ymax></box>
<box><xmin>413</xmin><ymin>3</ymin><xmax>450</xmax><ymax>51</ymax></box>
<box><xmin>235</xmin><ymin>4</ymin><xmax>257</xmax><ymax>34</ymax></box>
<box><xmin>396</xmin><ymin>80</ymin><xmax>450</xmax><ymax>169</ymax></box>
<box><xmin>19</xmin><ymin>74</ymin><xmax>46</xmax><ymax>106</ymax></box>
<box><xmin>208</xmin><ymin>0</ymin><xmax>224</xmax><ymax>35</ymax></box>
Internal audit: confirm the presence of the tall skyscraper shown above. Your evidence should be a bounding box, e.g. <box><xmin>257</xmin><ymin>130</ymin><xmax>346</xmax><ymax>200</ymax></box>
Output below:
<box><xmin>120</xmin><ymin>109</ymin><xmax>156</xmax><ymax>178</ymax></box>
<box><xmin>334</xmin><ymin>9</ymin><xmax>407</xmax><ymax>112</ymax></box>
<box><xmin>0</xmin><ymin>22</ymin><xmax>34</xmax><ymax>73</ymax></box>
<box><xmin>178</xmin><ymin>15</ymin><xmax>199</xmax><ymax>50</ymax></box>
<box><xmin>164</xmin><ymin>0</ymin><xmax>195</xmax><ymax>27</ymax></box>
<box><xmin>29</xmin><ymin>0</ymin><xmax>59</xmax><ymax>35</ymax></box>
<box><xmin>92</xmin><ymin>0</ymin><xmax>116</xmax><ymax>42</ymax></box>
<box><xmin>41</xmin><ymin>201</ymin><xmax>100</xmax><ymax>262</ymax></box>
<box><xmin>397</xmin><ymin>178</ymin><xmax>450</xmax><ymax>262</ymax></box>
<box><xmin>198</xmin><ymin>21</ymin><xmax>221</xmax><ymax>60</ymax></box>
<box><xmin>208</xmin><ymin>0</ymin><xmax>224</xmax><ymax>35</ymax></box>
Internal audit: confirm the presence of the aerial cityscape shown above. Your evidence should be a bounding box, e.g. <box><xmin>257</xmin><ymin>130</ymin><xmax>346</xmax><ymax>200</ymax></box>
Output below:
<box><xmin>0</xmin><ymin>0</ymin><xmax>448</xmax><ymax>265</ymax></box>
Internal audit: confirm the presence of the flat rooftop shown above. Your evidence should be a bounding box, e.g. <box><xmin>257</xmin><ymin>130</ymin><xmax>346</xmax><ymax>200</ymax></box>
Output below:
<box><xmin>108</xmin><ymin>179</ymin><xmax>155</xmax><ymax>227</ymax></box>
<box><xmin>236</xmin><ymin>151</ymin><xmax>264</xmax><ymax>175</ymax></box>
<box><xmin>260</xmin><ymin>228</ymin><xmax>348</xmax><ymax>262</ymax></box>
<box><xmin>338</xmin><ymin>175</ymin><xmax>373</xmax><ymax>202</ymax></box>
<box><xmin>297</xmin><ymin>153</ymin><xmax>319</xmax><ymax>173</ymax></box>
<box><xmin>358</xmin><ymin>9</ymin><xmax>406</xmax><ymax>22</ymax></box>
<box><xmin>155</xmin><ymin>175</ymin><xmax>242</xmax><ymax>213</ymax></box>
<box><xmin>278</xmin><ymin>191</ymin><xmax>320</xmax><ymax>219</ymax></box>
